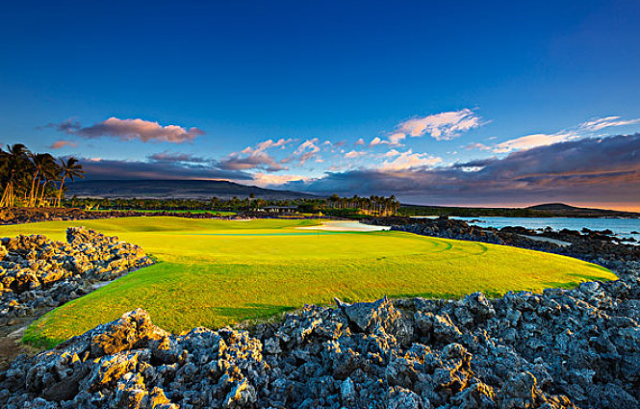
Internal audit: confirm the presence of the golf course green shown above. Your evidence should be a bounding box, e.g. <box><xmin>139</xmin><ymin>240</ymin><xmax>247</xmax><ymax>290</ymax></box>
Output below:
<box><xmin>0</xmin><ymin>217</ymin><xmax>616</xmax><ymax>347</ymax></box>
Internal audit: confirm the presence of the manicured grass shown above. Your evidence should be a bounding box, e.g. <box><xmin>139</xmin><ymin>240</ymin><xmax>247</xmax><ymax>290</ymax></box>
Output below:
<box><xmin>0</xmin><ymin>217</ymin><xmax>616</xmax><ymax>348</ymax></box>
<box><xmin>89</xmin><ymin>209</ymin><xmax>236</xmax><ymax>216</ymax></box>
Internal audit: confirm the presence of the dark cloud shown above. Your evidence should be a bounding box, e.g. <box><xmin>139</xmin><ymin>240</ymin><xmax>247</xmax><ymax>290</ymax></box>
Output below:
<box><xmin>148</xmin><ymin>152</ymin><xmax>208</xmax><ymax>163</ymax></box>
<box><xmin>44</xmin><ymin>117</ymin><xmax>204</xmax><ymax>144</ymax></box>
<box><xmin>80</xmin><ymin>158</ymin><xmax>252</xmax><ymax>181</ymax></box>
<box><xmin>286</xmin><ymin>134</ymin><xmax>640</xmax><ymax>206</ymax></box>
<box><xmin>41</xmin><ymin>119</ymin><xmax>82</xmax><ymax>134</ymax></box>
<box><xmin>218</xmin><ymin>152</ymin><xmax>285</xmax><ymax>172</ymax></box>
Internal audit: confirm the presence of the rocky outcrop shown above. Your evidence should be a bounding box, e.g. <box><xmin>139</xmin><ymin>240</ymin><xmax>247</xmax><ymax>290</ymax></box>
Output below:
<box><xmin>2</xmin><ymin>259</ymin><xmax>639</xmax><ymax>408</ymax></box>
<box><xmin>0</xmin><ymin>228</ymin><xmax>153</xmax><ymax>328</ymax></box>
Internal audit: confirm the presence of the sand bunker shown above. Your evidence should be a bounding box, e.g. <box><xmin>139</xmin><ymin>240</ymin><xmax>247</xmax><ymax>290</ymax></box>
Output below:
<box><xmin>296</xmin><ymin>221</ymin><xmax>391</xmax><ymax>232</ymax></box>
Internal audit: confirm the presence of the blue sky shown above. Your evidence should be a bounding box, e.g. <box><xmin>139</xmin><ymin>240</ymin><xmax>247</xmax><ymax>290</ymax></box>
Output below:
<box><xmin>2</xmin><ymin>1</ymin><xmax>640</xmax><ymax>209</ymax></box>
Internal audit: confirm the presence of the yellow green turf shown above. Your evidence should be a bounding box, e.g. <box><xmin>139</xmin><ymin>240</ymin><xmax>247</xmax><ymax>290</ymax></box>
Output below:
<box><xmin>0</xmin><ymin>217</ymin><xmax>616</xmax><ymax>348</ymax></box>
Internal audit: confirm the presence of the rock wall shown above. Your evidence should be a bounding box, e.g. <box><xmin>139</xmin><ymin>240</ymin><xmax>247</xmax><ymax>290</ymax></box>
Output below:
<box><xmin>0</xmin><ymin>227</ymin><xmax>153</xmax><ymax>328</ymax></box>
<box><xmin>1</xmin><ymin>259</ymin><xmax>639</xmax><ymax>408</ymax></box>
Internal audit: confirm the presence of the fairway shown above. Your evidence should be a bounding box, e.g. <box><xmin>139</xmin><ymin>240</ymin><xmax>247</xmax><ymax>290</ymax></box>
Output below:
<box><xmin>0</xmin><ymin>217</ymin><xmax>616</xmax><ymax>347</ymax></box>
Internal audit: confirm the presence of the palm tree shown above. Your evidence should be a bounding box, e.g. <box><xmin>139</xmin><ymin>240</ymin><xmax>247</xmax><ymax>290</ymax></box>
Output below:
<box><xmin>56</xmin><ymin>157</ymin><xmax>85</xmax><ymax>207</ymax></box>
<box><xmin>37</xmin><ymin>156</ymin><xmax>61</xmax><ymax>206</ymax></box>
<box><xmin>1</xmin><ymin>144</ymin><xmax>31</xmax><ymax>208</ymax></box>
<box><xmin>28</xmin><ymin>153</ymin><xmax>56</xmax><ymax>207</ymax></box>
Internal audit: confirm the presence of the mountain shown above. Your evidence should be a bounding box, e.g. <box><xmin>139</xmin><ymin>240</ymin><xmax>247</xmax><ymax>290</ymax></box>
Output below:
<box><xmin>399</xmin><ymin>202</ymin><xmax>640</xmax><ymax>218</ymax></box>
<box><xmin>526</xmin><ymin>203</ymin><xmax>639</xmax><ymax>218</ymax></box>
<box><xmin>67</xmin><ymin>180</ymin><xmax>318</xmax><ymax>200</ymax></box>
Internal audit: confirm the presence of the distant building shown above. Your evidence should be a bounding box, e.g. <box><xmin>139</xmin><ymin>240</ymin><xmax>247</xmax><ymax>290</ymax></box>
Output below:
<box><xmin>262</xmin><ymin>206</ymin><xmax>298</xmax><ymax>214</ymax></box>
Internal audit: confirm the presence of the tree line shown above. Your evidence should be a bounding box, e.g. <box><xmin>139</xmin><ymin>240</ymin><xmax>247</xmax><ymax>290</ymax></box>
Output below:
<box><xmin>0</xmin><ymin>143</ymin><xmax>85</xmax><ymax>208</ymax></box>
<box><xmin>327</xmin><ymin>194</ymin><xmax>400</xmax><ymax>216</ymax></box>
<box><xmin>66</xmin><ymin>194</ymin><xmax>401</xmax><ymax>216</ymax></box>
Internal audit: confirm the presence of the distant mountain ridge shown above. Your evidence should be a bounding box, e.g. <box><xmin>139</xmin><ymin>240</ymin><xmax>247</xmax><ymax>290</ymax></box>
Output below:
<box><xmin>400</xmin><ymin>202</ymin><xmax>640</xmax><ymax>218</ymax></box>
<box><xmin>67</xmin><ymin>179</ymin><xmax>317</xmax><ymax>200</ymax></box>
<box><xmin>526</xmin><ymin>203</ymin><xmax>639</xmax><ymax>218</ymax></box>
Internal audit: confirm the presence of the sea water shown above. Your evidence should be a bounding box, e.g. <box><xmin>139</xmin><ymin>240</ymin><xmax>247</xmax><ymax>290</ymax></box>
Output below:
<box><xmin>452</xmin><ymin>217</ymin><xmax>640</xmax><ymax>242</ymax></box>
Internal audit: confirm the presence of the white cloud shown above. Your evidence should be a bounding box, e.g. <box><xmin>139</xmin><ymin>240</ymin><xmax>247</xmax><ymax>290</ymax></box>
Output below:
<box><xmin>388</xmin><ymin>132</ymin><xmax>406</xmax><ymax>145</ymax></box>
<box><xmin>370</xmin><ymin>137</ymin><xmax>386</xmax><ymax>146</ymax></box>
<box><xmin>396</xmin><ymin>109</ymin><xmax>483</xmax><ymax>141</ymax></box>
<box><xmin>354</xmin><ymin>138</ymin><xmax>365</xmax><ymax>146</ymax></box>
<box><xmin>344</xmin><ymin>150</ymin><xmax>366</xmax><ymax>159</ymax></box>
<box><xmin>493</xmin><ymin>132</ymin><xmax>579</xmax><ymax>153</ymax></box>
<box><xmin>292</xmin><ymin>138</ymin><xmax>321</xmax><ymax>164</ymax></box>
<box><xmin>380</xmin><ymin>150</ymin><xmax>442</xmax><ymax>171</ymax></box>
<box><xmin>241</xmin><ymin>138</ymin><xmax>292</xmax><ymax>155</ymax></box>
<box><xmin>490</xmin><ymin>114</ymin><xmax>640</xmax><ymax>154</ymax></box>
<box><xmin>252</xmin><ymin>172</ymin><xmax>310</xmax><ymax>187</ymax></box>
<box><xmin>580</xmin><ymin>116</ymin><xmax>640</xmax><ymax>132</ymax></box>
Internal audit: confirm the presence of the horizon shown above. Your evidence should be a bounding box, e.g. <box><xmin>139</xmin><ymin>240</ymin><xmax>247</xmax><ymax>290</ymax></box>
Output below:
<box><xmin>2</xmin><ymin>1</ymin><xmax>640</xmax><ymax>210</ymax></box>
<box><xmin>68</xmin><ymin>179</ymin><xmax>640</xmax><ymax>213</ymax></box>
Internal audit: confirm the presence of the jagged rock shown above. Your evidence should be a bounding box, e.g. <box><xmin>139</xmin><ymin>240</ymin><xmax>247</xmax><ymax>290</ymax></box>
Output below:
<box><xmin>91</xmin><ymin>309</ymin><xmax>169</xmax><ymax>357</ymax></box>
<box><xmin>340</xmin><ymin>377</ymin><xmax>357</xmax><ymax>405</ymax></box>
<box><xmin>337</xmin><ymin>296</ymin><xmax>413</xmax><ymax>345</ymax></box>
<box><xmin>388</xmin><ymin>386</ymin><xmax>427</xmax><ymax>409</ymax></box>
<box><xmin>0</xmin><ymin>228</ymin><xmax>154</xmax><ymax>328</ymax></box>
<box><xmin>432</xmin><ymin>313</ymin><xmax>462</xmax><ymax>342</ymax></box>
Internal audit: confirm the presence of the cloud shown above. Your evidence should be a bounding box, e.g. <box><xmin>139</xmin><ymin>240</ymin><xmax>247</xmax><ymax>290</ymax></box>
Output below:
<box><xmin>388</xmin><ymin>133</ymin><xmax>407</xmax><ymax>145</ymax></box>
<box><xmin>42</xmin><ymin>119</ymin><xmax>82</xmax><ymax>134</ymax></box>
<box><xmin>380</xmin><ymin>150</ymin><xmax>442</xmax><ymax>171</ymax></box>
<box><xmin>241</xmin><ymin>138</ymin><xmax>292</xmax><ymax>155</ymax></box>
<box><xmin>79</xmin><ymin>157</ymin><xmax>252</xmax><ymax>181</ymax></box>
<box><xmin>344</xmin><ymin>150</ymin><xmax>367</xmax><ymax>159</ymax></box>
<box><xmin>46</xmin><ymin>117</ymin><xmax>204</xmax><ymax>143</ymax></box>
<box><xmin>354</xmin><ymin>138</ymin><xmax>365</xmax><ymax>146</ymax></box>
<box><xmin>289</xmin><ymin>138</ymin><xmax>321</xmax><ymax>165</ymax></box>
<box><xmin>251</xmin><ymin>172</ymin><xmax>310</xmax><ymax>187</ymax></box>
<box><xmin>218</xmin><ymin>152</ymin><xmax>285</xmax><ymax>172</ymax></box>
<box><xmin>50</xmin><ymin>140</ymin><xmax>77</xmax><ymax>149</ymax></box>
<box><xmin>493</xmin><ymin>132</ymin><xmax>579</xmax><ymax>153</ymax></box>
<box><xmin>465</xmin><ymin>142</ymin><xmax>491</xmax><ymax>151</ymax></box>
<box><xmin>581</xmin><ymin>116</ymin><xmax>640</xmax><ymax>132</ymax></box>
<box><xmin>369</xmin><ymin>137</ymin><xmax>391</xmax><ymax>147</ymax></box>
<box><xmin>283</xmin><ymin>134</ymin><xmax>640</xmax><ymax>206</ymax></box>
<box><xmin>148</xmin><ymin>151</ymin><xmax>208</xmax><ymax>163</ymax></box>
<box><xmin>219</xmin><ymin>138</ymin><xmax>295</xmax><ymax>172</ymax></box>
<box><xmin>395</xmin><ymin>109</ymin><xmax>483</xmax><ymax>141</ymax></box>
<box><xmin>491</xmin><ymin>115</ymin><xmax>640</xmax><ymax>153</ymax></box>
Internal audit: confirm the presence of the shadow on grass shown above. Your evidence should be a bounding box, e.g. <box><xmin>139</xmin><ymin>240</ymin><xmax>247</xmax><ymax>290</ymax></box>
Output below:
<box><xmin>210</xmin><ymin>303</ymin><xmax>295</xmax><ymax>319</ymax></box>
<box><xmin>218</xmin><ymin>303</ymin><xmax>296</xmax><ymax>329</ymax></box>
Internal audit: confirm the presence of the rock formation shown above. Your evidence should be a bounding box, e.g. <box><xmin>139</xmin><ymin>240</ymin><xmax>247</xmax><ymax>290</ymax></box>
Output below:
<box><xmin>0</xmin><ymin>227</ymin><xmax>153</xmax><ymax>328</ymax></box>
<box><xmin>1</xmin><ymin>260</ymin><xmax>639</xmax><ymax>408</ymax></box>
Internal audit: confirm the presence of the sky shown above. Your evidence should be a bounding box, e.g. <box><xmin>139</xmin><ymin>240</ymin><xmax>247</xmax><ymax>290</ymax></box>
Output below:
<box><xmin>2</xmin><ymin>0</ymin><xmax>640</xmax><ymax>210</ymax></box>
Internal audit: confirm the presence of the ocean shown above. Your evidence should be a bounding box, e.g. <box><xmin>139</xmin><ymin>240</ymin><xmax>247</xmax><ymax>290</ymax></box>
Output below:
<box><xmin>452</xmin><ymin>216</ymin><xmax>640</xmax><ymax>242</ymax></box>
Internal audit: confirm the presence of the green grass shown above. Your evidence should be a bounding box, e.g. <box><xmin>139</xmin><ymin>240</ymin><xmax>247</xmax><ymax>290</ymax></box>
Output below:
<box><xmin>0</xmin><ymin>217</ymin><xmax>616</xmax><ymax>348</ymax></box>
<box><xmin>88</xmin><ymin>209</ymin><xmax>236</xmax><ymax>216</ymax></box>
